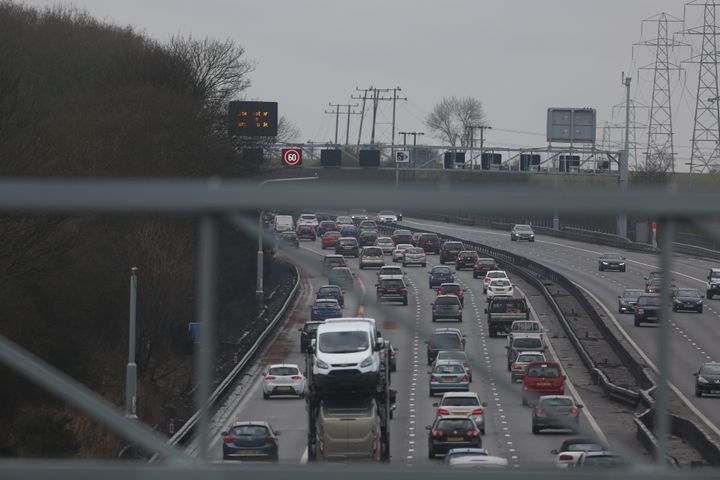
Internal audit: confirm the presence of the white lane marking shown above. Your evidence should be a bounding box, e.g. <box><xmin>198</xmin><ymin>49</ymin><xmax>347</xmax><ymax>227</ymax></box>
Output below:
<box><xmin>576</xmin><ymin>282</ymin><xmax>720</xmax><ymax>439</ymax></box>
<box><xmin>300</xmin><ymin>448</ymin><xmax>308</xmax><ymax>464</ymax></box>
<box><xmin>404</xmin><ymin>219</ymin><xmax>709</xmax><ymax>285</ymax></box>
<box><xmin>521</xmin><ymin>286</ymin><xmax>608</xmax><ymax>446</ymax></box>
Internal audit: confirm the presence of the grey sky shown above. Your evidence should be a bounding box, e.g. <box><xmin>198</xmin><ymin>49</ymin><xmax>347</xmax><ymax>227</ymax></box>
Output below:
<box><xmin>23</xmin><ymin>0</ymin><xmax>706</xmax><ymax>169</ymax></box>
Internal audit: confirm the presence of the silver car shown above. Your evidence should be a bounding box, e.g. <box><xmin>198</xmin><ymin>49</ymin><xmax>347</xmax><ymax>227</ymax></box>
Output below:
<box><xmin>510</xmin><ymin>351</ymin><xmax>546</xmax><ymax>382</ymax></box>
<box><xmin>433</xmin><ymin>392</ymin><xmax>488</xmax><ymax>434</ymax></box>
<box><xmin>403</xmin><ymin>247</ymin><xmax>427</xmax><ymax>267</ymax></box>
<box><xmin>429</xmin><ymin>360</ymin><xmax>470</xmax><ymax>396</ymax></box>
<box><xmin>434</xmin><ymin>350</ymin><xmax>472</xmax><ymax>381</ymax></box>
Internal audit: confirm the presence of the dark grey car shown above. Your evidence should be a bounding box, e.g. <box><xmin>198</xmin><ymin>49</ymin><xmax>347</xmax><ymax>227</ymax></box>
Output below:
<box><xmin>634</xmin><ymin>294</ymin><xmax>661</xmax><ymax>326</ymax></box>
<box><xmin>672</xmin><ymin>288</ymin><xmax>703</xmax><ymax>313</ymax></box>
<box><xmin>618</xmin><ymin>288</ymin><xmax>644</xmax><ymax>313</ymax></box>
<box><xmin>598</xmin><ymin>253</ymin><xmax>626</xmax><ymax>272</ymax></box>
<box><xmin>695</xmin><ymin>362</ymin><xmax>720</xmax><ymax>397</ymax></box>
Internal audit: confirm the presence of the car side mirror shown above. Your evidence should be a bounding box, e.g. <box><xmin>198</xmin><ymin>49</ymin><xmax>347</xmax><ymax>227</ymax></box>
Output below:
<box><xmin>298</xmin><ymin>328</ymin><xmax>302</xmax><ymax>332</ymax></box>
<box><xmin>563</xmin><ymin>375</ymin><xmax>567</xmax><ymax>380</ymax></box>
<box><xmin>701</xmin><ymin>295</ymin><xmax>705</xmax><ymax>299</ymax></box>
<box><xmin>694</xmin><ymin>372</ymin><xmax>698</xmax><ymax>377</ymax></box>
<box><xmin>221</xmin><ymin>431</ymin><xmax>228</xmax><ymax>436</ymax></box>
<box><xmin>484</xmin><ymin>308</ymin><xmax>488</xmax><ymax>314</ymax></box>
<box><xmin>432</xmin><ymin>402</ymin><xmax>439</xmax><ymax>407</ymax></box>
<box><xmin>425</xmin><ymin>425</ymin><xmax>432</xmax><ymax>430</ymax></box>
<box><xmin>307</xmin><ymin>346</ymin><xmax>315</xmax><ymax>354</ymax></box>
<box><xmin>577</xmin><ymin>404</ymin><xmax>584</xmax><ymax>409</ymax></box>
<box><xmin>482</xmin><ymin>401</ymin><xmax>488</xmax><ymax>407</ymax></box>
<box><xmin>274</xmin><ymin>430</ymin><xmax>282</xmax><ymax>436</ymax></box>
<box><xmin>427</xmin><ymin>370</ymin><xmax>432</xmax><ymax>374</ymax></box>
<box><xmin>505</xmin><ymin>346</ymin><xmax>509</xmax><ymax>350</ymax></box>
<box><xmin>550</xmin><ymin>449</ymin><xmax>559</xmax><ymax>455</ymax></box>
<box><xmin>424</xmin><ymin>340</ymin><xmax>429</xmax><ymax>344</ymax></box>
<box><xmin>644</xmin><ymin>276</ymin><xmax>649</xmax><ymax>280</ymax></box>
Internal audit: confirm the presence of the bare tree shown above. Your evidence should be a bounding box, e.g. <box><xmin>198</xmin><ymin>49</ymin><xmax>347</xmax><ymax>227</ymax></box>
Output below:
<box><xmin>425</xmin><ymin>96</ymin><xmax>485</xmax><ymax>147</ymax></box>
<box><xmin>277</xmin><ymin>116</ymin><xmax>301</xmax><ymax>143</ymax></box>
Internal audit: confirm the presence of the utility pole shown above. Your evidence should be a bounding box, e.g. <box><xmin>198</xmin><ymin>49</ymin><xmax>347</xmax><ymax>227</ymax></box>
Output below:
<box><xmin>351</xmin><ymin>87</ymin><xmax>372</xmax><ymax>144</ymax></box>
<box><xmin>389</xmin><ymin>87</ymin><xmax>407</xmax><ymax>156</ymax></box>
<box><xmin>618</xmin><ymin>74</ymin><xmax>631</xmax><ymax>240</ymax></box>
<box><xmin>126</xmin><ymin>267</ymin><xmax>138</xmax><ymax>420</ymax></box>
<box><xmin>399</xmin><ymin>131</ymin><xmax>424</xmax><ymax>176</ymax></box>
<box><xmin>466</xmin><ymin>125</ymin><xmax>491</xmax><ymax>169</ymax></box>
<box><xmin>325</xmin><ymin>103</ymin><xmax>359</xmax><ymax>145</ymax></box>
<box><xmin>345</xmin><ymin>104</ymin><xmax>360</xmax><ymax>145</ymax></box>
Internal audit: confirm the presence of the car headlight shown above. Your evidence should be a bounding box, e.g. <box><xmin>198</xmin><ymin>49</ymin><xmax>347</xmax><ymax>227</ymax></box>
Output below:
<box><xmin>619</xmin><ymin>262</ymin><xmax>625</xmax><ymax>265</ymax></box>
<box><xmin>636</xmin><ymin>308</ymin><xmax>644</xmax><ymax>314</ymax></box>
<box><xmin>698</xmin><ymin>375</ymin><xmax>709</xmax><ymax>384</ymax></box>
<box><xmin>602</xmin><ymin>262</ymin><xmax>608</xmax><ymax>265</ymax></box>
<box><xmin>359</xmin><ymin>356</ymin><xmax>373</xmax><ymax>368</ymax></box>
<box><xmin>315</xmin><ymin>358</ymin><xmax>329</xmax><ymax>369</ymax></box>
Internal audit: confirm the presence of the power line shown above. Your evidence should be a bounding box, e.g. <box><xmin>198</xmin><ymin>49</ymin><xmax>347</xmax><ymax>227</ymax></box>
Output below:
<box><xmin>324</xmin><ymin>102</ymin><xmax>360</xmax><ymax>145</ymax></box>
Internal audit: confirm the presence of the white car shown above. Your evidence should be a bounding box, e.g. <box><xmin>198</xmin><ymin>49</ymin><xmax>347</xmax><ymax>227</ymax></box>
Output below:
<box><xmin>262</xmin><ymin>364</ymin><xmax>306</xmax><ymax>399</ymax></box>
<box><xmin>376</xmin><ymin>210</ymin><xmax>398</xmax><ymax>223</ymax></box>
<box><xmin>486</xmin><ymin>278</ymin><xmax>513</xmax><ymax>301</ymax></box>
<box><xmin>297</xmin><ymin>213</ymin><xmax>319</xmax><ymax>228</ymax></box>
<box><xmin>551</xmin><ymin>438</ymin><xmax>608</xmax><ymax>468</ymax></box>
<box><xmin>335</xmin><ymin>215</ymin><xmax>353</xmax><ymax>226</ymax></box>
<box><xmin>375</xmin><ymin>236</ymin><xmax>395</xmax><ymax>254</ymax></box>
<box><xmin>392</xmin><ymin>244</ymin><xmax>414</xmax><ymax>262</ymax></box>
<box><xmin>483</xmin><ymin>270</ymin><xmax>509</xmax><ymax>293</ymax></box>
<box><xmin>377</xmin><ymin>265</ymin><xmax>406</xmax><ymax>281</ymax></box>
<box><xmin>434</xmin><ymin>392</ymin><xmax>487</xmax><ymax>434</ymax></box>
<box><xmin>359</xmin><ymin>246</ymin><xmax>385</xmax><ymax>269</ymax></box>
<box><xmin>402</xmin><ymin>247</ymin><xmax>426</xmax><ymax>267</ymax></box>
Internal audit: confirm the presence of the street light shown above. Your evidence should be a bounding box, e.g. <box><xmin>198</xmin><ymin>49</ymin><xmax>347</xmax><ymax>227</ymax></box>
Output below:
<box><xmin>256</xmin><ymin>175</ymin><xmax>319</xmax><ymax>305</ymax></box>
<box><xmin>126</xmin><ymin>267</ymin><xmax>138</xmax><ymax>420</ymax></box>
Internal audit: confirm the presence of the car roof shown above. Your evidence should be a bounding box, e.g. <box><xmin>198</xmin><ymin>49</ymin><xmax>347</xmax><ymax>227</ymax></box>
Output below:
<box><xmin>517</xmin><ymin>350</ymin><xmax>545</xmax><ymax>356</ymax></box>
<box><xmin>538</xmin><ymin>395</ymin><xmax>574</xmax><ymax>401</ymax></box>
<box><xmin>229</xmin><ymin>420</ymin><xmax>271</xmax><ymax>428</ymax></box>
<box><xmin>268</xmin><ymin>363</ymin><xmax>301</xmax><ymax>369</ymax></box>
<box><xmin>435</xmin><ymin>415</ymin><xmax>477</xmax><ymax>422</ymax></box>
<box><xmin>560</xmin><ymin>437</ymin><xmax>606</xmax><ymax>449</ymax></box>
<box><xmin>441</xmin><ymin>391</ymin><xmax>480</xmax><ymax>399</ymax></box>
<box><xmin>435</xmin><ymin>327</ymin><xmax>463</xmax><ymax>334</ymax></box>
<box><xmin>324</xmin><ymin>317</ymin><xmax>376</xmax><ymax>325</ymax></box>
<box><xmin>319</xmin><ymin>284</ymin><xmax>341</xmax><ymax>289</ymax></box>
<box><xmin>440</xmin><ymin>282</ymin><xmax>461</xmax><ymax>287</ymax></box>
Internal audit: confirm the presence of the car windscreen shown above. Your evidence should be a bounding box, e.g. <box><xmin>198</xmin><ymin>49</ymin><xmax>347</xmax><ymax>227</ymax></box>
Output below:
<box><xmin>460</xmin><ymin>251</ymin><xmax>478</xmax><ymax>257</ymax></box>
<box><xmin>331</xmin><ymin>269</ymin><xmax>352</xmax><ymax>279</ymax></box>
<box><xmin>622</xmin><ymin>290</ymin><xmax>643</xmax><ymax>299</ymax></box>
<box><xmin>442</xmin><ymin>397</ymin><xmax>479</xmax><ymax>406</ymax></box>
<box><xmin>711</xmin><ymin>271</ymin><xmax>720</xmax><ymax>279</ymax></box>
<box><xmin>419</xmin><ymin>234</ymin><xmax>439</xmax><ymax>241</ymax></box>
<box><xmin>527</xmin><ymin>365</ymin><xmax>560</xmax><ymax>377</ymax></box>
<box><xmin>700</xmin><ymin>364</ymin><xmax>720</xmax><ymax>375</ymax></box>
<box><xmin>268</xmin><ymin>366</ymin><xmax>299</xmax><ymax>376</ymax></box>
<box><xmin>230</xmin><ymin>425</ymin><xmax>269</xmax><ymax>436</ymax></box>
<box><xmin>437</xmin><ymin>351</ymin><xmax>467</xmax><ymax>362</ymax></box>
<box><xmin>489</xmin><ymin>300</ymin><xmax>526</xmax><ymax>313</ymax></box>
<box><xmin>431</xmin><ymin>335</ymin><xmax>461</xmax><ymax>348</ymax></box>
<box><xmin>490</xmin><ymin>279</ymin><xmax>511</xmax><ymax>287</ymax></box>
<box><xmin>676</xmin><ymin>289</ymin><xmax>699</xmax><ymax>297</ymax></box>
<box><xmin>487</xmin><ymin>272</ymin><xmax>505</xmax><ymax>279</ymax></box>
<box><xmin>515</xmin><ymin>225</ymin><xmax>532</xmax><ymax>231</ymax></box>
<box><xmin>637</xmin><ymin>296</ymin><xmax>661</xmax><ymax>306</ymax></box>
<box><xmin>318</xmin><ymin>287</ymin><xmax>340</xmax><ymax>295</ymax></box>
<box><xmin>440</xmin><ymin>285</ymin><xmax>461</xmax><ymax>294</ymax></box>
<box><xmin>377</xmin><ymin>238</ymin><xmax>393</xmax><ymax>244</ymax></box>
<box><xmin>363</xmin><ymin>248</ymin><xmax>382</xmax><ymax>255</ymax></box>
<box><xmin>601</xmin><ymin>254</ymin><xmax>622</xmax><ymax>260</ymax></box>
<box><xmin>406</xmin><ymin>247</ymin><xmax>423</xmax><ymax>254</ymax></box>
<box><xmin>338</xmin><ymin>239</ymin><xmax>356</xmax><ymax>245</ymax></box>
<box><xmin>477</xmin><ymin>259</ymin><xmax>495</xmax><ymax>265</ymax></box>
<box><xmin>436</xmin><ymin>419</ymin><xmax>474</xmax><ymax>430</ymax></box>
<box><xmin>318</xmin><ymin>331</ymin><xmax>370</xmax><ymax>353</ymax></box>
<box><xmin>434</xmin><ymin>364</ymin><xmax>465</xmax><ymax>374</ymax></box>
<box><xmin>513</xmin><ymin>338</ymin><xmax>542</xmax><ymax>349</ymax></box>
<box><xmin>304</xmin><ymin>323</ymin><xmax>320</xmax><ymax>333</ymax></box>
<box><xmin>314</xmin><ymin>300</ymin><xmax>338</xmax><ymax>308</ymax></box>
<box><xmin>566</xmin><ymin>443</ymin><xmax>604</xmax><ymax>452</ymax></box>
<box><xmin>444</xmin><ymin>243</ymin><xmax>463</xmax><ymax>249</ymax></box>
<box><xmin>436</xmin><ymin>297</ymin><xmax>459</xmax><ymax>306</ymax></box>
<box><xmin>517</xmin><ymin>354</ymin><xmax>544</xmax><ymax>363</ymax></box>
<box><xmin>433</xmin><ymin>267</ymin><xmax>451</xmax><ymax>274</ymax></box>
<box><xmin>539</xmin><ymin>397</ymin><xmax>573</xmax><ymax>407</ymax></box>
<box><xmin>381</xmin><ymin>268</ymin><xmax>402</xmax><ymax>275</ymax></box>
<box><xmin>512</xmin><ymin>322</ymin><xmax>539</xmax><ymax>332</ymax></box>
<box><xmin>381</xmin><ymin>279</ymin><xmax>404</xmax><ymax>288</ymax></box>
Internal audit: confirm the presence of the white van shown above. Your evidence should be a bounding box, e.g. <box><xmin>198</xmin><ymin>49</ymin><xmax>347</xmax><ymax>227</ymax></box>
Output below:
<box><xmin>312</xmin><ymin>318</ymin><xmax>383</xmax><ymax>393</ymax></box>
<box><xmin>273</xmin><ymin>214</ymin><xmax>294</xmax><ymax>232</ymax></box>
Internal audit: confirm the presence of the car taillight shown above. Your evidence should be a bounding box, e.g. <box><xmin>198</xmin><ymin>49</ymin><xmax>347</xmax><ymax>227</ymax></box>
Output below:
<box><xmin>535</xmin><ymin>408</ymin><xmax>543</xmax><ymax>415</ymax></box>
<box><xmin>471</xmin><ymin>408</ymin><xmax>484</xmax><ymax>415</ymax></box>
<box><xmin>463</xmin><ymin>362</ymin><xmax>470</xmax><ymax>369</ymax></box>
<box><xmin>559</xmin><ymin>454</ymin><xmax>574</xmax><ymax>461</ymax></box>
<box><xmin>223</xmin><ymin>437</ymin><xmax>237</xmax><ymax>444</ymax></box>
<box><xmin>432</xmin><ymin>429</ymin><xmax>444</xmax><ymax>437</ymax></box>
<box><xmin>458</xmin><ymin>291</ymin><xmax>464</xmax><ymax>296</ymax></box>
<box><xmin>430</xmin><ymin>375</ymin><xmax>438</xmax><ymax>382</ymax></box>
<box><xmin>291</xmin><ymin>375</ymin><xmax>303</xmax><ymax>380</ymax></box>
<box><xmin>264</xmin><ymin>436</ymin><xmax>276</xmax><ymax>445</ymax></box>
<box><xmin>513</xmin><ymin>364</ymin><xmax>523</xmax><ymax>370</ymax></box>
<box><xmin>461</xmin><ymin>375</ymin><xmax>469</xmax><ymax>382</ymax></box>
<box><xmin>399</xmin><ymin>288</ymin><xmax>407</xmax><ymax>293</ymax></box>
<box><xmin>466</xmin><ymin>429</ymin><xmax>480</xmax><ymax>437</ymax></box>
<box><xmin>523</xmin><ymin>385</ymin><xmax>529</xmax><ymax>391</ymax></box>
<box><xmin>438</xmin><ymin>408</ymin><xmax>450</xmax><ymax>415</ymax></box>
<box><xmin>265</xmin><ymin>376</ymin><xmax>276</xmax><ymax>381</ymax></box>
<box><xmin>570</xmin><ymin>408</ymin><xmax>578</xmax><ymax>415</ymax></box>
<box><xmin>377</xmin><ymin>288</ymin><xmax>385</xmax><ymax>293</ymax></box>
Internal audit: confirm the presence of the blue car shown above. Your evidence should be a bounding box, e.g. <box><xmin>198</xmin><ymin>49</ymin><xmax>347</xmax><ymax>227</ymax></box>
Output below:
<box><xmin>429</xmin><ymin>265</ymin><xmax>454</xmax><ymax>288</ymax></box>
<box><xmin>310</xmin><ymin>298</ymin><xmax>343</xmax><ymax>321</ymax></box>
<box><xmin>221</xmin><ymin>421</ymin><xmax>280</xmax><ymax>461</ymax></box>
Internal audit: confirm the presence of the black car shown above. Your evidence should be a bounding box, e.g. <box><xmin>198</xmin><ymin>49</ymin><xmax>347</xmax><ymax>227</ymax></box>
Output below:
<box><xmin>415</xmin><ymin>233</ymin><xmax>441</xmax><ymax>254</ymax></box>
<box><xmin>277</xmin><ymin>231</ymin><xmax>299</xmax><ymax>249</ymax></box>
<box><xmin>440</xmin><ymin>241</ymin><xmax>464</xmax><ymax>264</ymax></box>
<box><xmin>672</xmin><ymin>288</ymin><xmax>704</xmax><ymax>313</ymax></box>
<box><xmin>429</xmin><ymin>265</ymin><xmax>454</xmax><ymax>288</ymax></box>
<box><xmin>221</xmin><ymin>421</ymin><xmax>280</xmax><ymax>461</ymax></box>
<box><xmin>707</xmin><ymin>268</ymin><xmax>720</xmax><ymax>299</ymax></box>
<box><xmin>339</xmin><ymin>225</ymin><xmax>359</xmax><ymax>239</ymax></box>
<box><xmin>473</xmin><ymin>258</ymin><xmax>498</xmax><ymax>278</ymax></box>
<box><xmin>634</xmin><ymin>294</ymin><xmax>661</xmax><ymax>326</ymax></box>
<box><xmin>531</xmin><ymin>395</ymin><xmax>582</xmax><ymax>434</ymax></box>
<box><xmin>299</xmin><ymin>321</ymin><xmax>323</xmax><ymax>353</ymax></box>
<box><xmin>376</xmin><ymin>277</ymin><xmax>408</xmax><ymax>305</ymax></box>
<box><xmin>426</xmin><ymin>329</ymin><xmax>465</xmax><ymax>365</ymax></box>
<box><xmin>694</xmin><ymin>362</ymin><xmax>720</xmax><ymax>397</ymax></box>
<box><xmin>510</xmin><ymin>224</ymin><xmax>535</xmax><ymax>242</ymax></box>
<box><xmin>391</xmin><ymin>229</ymin><xmax>414</xmax><ymax>245</ymax></box>
<box><xmin>618</xmin><ymin>288</ymin><xmax>643</xmax><ymax>313</ymax></box>
<box><xmin>358</xmin><ymin>230</ymin><xmax>379</xmax><ymax>247</ymax></box>
<box><xmin>426</xmin><ymin>416</ymin><xmax>481</xmax><ymax>458</ymax></box>
<box><xmin>598</xmin><ymin>253</ymin><xmax>626</xmax><ymax>272</ymax></box>
<box><xmin>335</xmin><ymin>237</ymin><xmax>359</xmax><ymax>257</ymax></box>
<box><xmin>456</xmin><ymin>250</ymin><xmax>479</xmax><ymax>270</ymax></box>
<box><xmin>295</xmin><ymin>224</ymin><xmax>317</xmax><ymax>241</ymax></box>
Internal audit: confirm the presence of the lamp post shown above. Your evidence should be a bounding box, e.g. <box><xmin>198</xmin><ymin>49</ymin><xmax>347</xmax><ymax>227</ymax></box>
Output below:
<box><xmin>256</xmin><ymin>176</ymin><xmax>319</xmax><ymax>305</ymax></box>
<box><xmin>126</xmin><ymin>267</ymin><xmax>138</xmax><ymax>420</ymax></box>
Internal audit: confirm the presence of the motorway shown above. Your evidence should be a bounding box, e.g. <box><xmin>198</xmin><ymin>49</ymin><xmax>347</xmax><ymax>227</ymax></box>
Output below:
<box><xmin>187</xmin><ymin>231</ymin><xmax>616</xmax><ymax>468</ymax></box>
<box><xmin>400</xmin><ymin>217</ymin><xmax>720</xmax><ymax>439</ymax></box>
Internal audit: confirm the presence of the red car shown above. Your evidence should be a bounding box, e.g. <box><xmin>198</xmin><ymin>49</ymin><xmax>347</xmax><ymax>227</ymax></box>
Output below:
<box><xmin>321</xmin><ymin>231</ymin><xmax>341</xmax><ymax>249</ymax></box>
<box><xmin>522</xmin><ymin>361</ymin><xmax>565</xmax><ymax>405</ymax></box>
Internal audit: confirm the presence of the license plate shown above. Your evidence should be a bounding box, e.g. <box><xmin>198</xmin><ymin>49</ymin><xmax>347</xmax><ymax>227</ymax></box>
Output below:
<box><xmin>441</xmin><ymin>377</ymin><xmax>457</xmax><ymax>382</ymax></box>
<box><xmin>451</xmin><ymin>411</ymin><xmax>469</xmax><ymax>416</ymax></box>
<box><xmin>240</xmin><ymin>450</ymin><xmax>259</xmax><ymax>455</ymax></box>
<box><xmin>277</xmin><ymin>386</ymin><xmax>292</xmax><ymax>391</ymax></box>
<box><xmin>447</xmin><ymin>436</ymin><xmax>463</xmax><ymax>442</ymax></box>
<box><xmin>712</xmin><ymin>390</ymin><xmax>720</xmax><ymax>394</ymax></box>
<box><xmin>536</xmin><ymin>382</ymin><xmax>551</xmax><ymax>386</ymax></box>
<box><xmin>387</xmin><ymin>289</ymin><xmax>398</xmax><ymax>293</ymax></box>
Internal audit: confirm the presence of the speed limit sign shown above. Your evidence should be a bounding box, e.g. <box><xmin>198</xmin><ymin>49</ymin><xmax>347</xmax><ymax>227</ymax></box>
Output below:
<box><xmin>282</xmin><ymin>148</ymin><xmax>302</xmax><ymax>167</ymax></box>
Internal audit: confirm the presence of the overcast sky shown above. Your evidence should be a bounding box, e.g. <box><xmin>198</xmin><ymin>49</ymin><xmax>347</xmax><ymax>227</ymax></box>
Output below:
<box><xmin>22</xmin><ymin>0</ymin><xmax>709</xmax><ymax>170</ymax></box>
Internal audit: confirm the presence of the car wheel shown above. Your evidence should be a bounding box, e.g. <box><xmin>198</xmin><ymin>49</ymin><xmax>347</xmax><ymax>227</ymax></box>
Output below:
<box><xmin>634</xmin><ymin>318</ymin><xmax>640</xmax><ymax>327</ymax></box>
<box><xmin>530</xmin><ymin>239</ymin><xmax>535</xmax><ymax>243</ymax></box>
<box><xmin>428</xmin><ymin>448</ymin><xmax>434</xmax><ymax>459</ymax></box>
<box><xmin>299</xmin><ymin>392</ymin><xmax>305</xmax><ymax>399</ymax></box>
<box><xmin>532</xmin><ymin>424</ymin><xmax>539</xmax><ymax>434</ymax></box>
<box><xmin>481</xmin><ymin>428</ymin><xmax>485</xmax><ymax>435</ymax></box>
<box><xmin>489</xmin><ymin>329</ymin><xmax>496</xmax><ymax>338</ymax></box>
<box><xmin>696</xmin><ymin>389</ymin><xmax>702</xmax><ymax>398</ymax></box>
<box><xmin>301</xmin><ymin>346</ymin><xmax>306</xmax><ymax>354</ymax></box>
<box><xmin>522</xmin><ymin>397</ymin><xmax>528</xmax><ymax>406</ymax></box>
<box><xmin>507</xmin><ymin>362</ymin><xmax>511</xmax><ymax>371</ymax></box>
<box><xmin>483</xmin><ymin>288</ymin><xmax>487</xmax><ymax>294</ymax></box>
<box><xmin>618</xmin><ymin>305</ymin><xmax>623</xmax><ymax>313</ymax></box>
<box><xmin>672</xmin><ymin>305</ymin><xmax>677</xmax><ymax>312</ymax></box>
<box><xmin>429</xmin><ymin>388</ymin><xmax>434</xmax><ymax>396</ymax></box>
<box><xmin>403</xmin><ymin>262</ymin><xmax>407</xmax><ymax>267</ymax></box>
<box><xmin>598</xmin><ymin>266</ymin><xmax>603</xmax><ymax>271</ymax></box>
<box><xmin>458</xmin><ymin>316</ymin><xmax>462</xmax><ymax>322</ymax></box>
<box><xmin>708</xmin><ymin>292</ymin><xmax>714</xmax><ymax>299</ymax></box>
<box><xmin>621</xmin><ymin>267</ymin><xmax>626</xmax><ymax>272</ymax></box>
<box><xmin>698</xmin><ymin>307</ymin><xmax>704</xmax><ymax>313</ymax></box>
<box><xmin>431</xmin><ymin>316</ymin><xmax>436</xmax><ymax>322</ymax></box>
<box><xmin>403</xmin><ymin>298</ymin><xmax>408</xmax><ymax>306</ymax></box>
<box><xmin>263</xmin><ymin>392</ymin><xmax>270</xmax><ymax>400</ymax></box>
<box><xmin>359</xmin><ymin>265</ymin><xmax>364</xmax><ymax>270</ymax></box>
<box><xmin>439</xmin><ymin>259</ymin><xmax>445</xmax><ymax>264</ymax></box>
<box><xmin>422</xmin><ymin>263</ymin><xmax>426</xmax><ymax>267</ymax></box>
